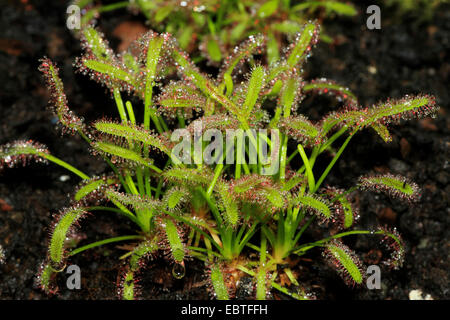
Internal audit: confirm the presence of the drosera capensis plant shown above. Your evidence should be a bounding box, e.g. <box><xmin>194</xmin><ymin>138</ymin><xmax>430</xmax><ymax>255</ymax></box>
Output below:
<box><xmin>71</xmin><ymin>0</ymin><xmax>356</xmax><ymax>63</ymax></box>
<box><xmin>0</xmin><ymin>19</ymin><xmax>438</xmax><ymax>299</ymax></box>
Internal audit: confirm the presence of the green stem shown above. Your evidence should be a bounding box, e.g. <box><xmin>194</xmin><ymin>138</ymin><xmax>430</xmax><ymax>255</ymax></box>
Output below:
<box><xmin>314</xmin><ymin>134</ymin><xmax>352</xmax><ymax>192</ymax></box>
<box><xmin>69</xmin><ymin>235</ymin><xmax>143</xmax><ymax>256</ymax></box>
<box><xmin>113</xmin><ymin>87</ymin><xmax>128</xmax><ymax>122</ymax></box>
<box><xmin>40</xmin><ymin>153</ymin><xmax>89</xmax><ymax>180</ymax></box>
<box><xmin>297</xmin><ymin>144</ymin><xmax>315</xmax><ymax>192</ymax></box>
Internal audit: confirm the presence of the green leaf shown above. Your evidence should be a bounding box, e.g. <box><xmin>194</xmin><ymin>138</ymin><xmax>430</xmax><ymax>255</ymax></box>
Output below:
<box><xmin>158</xmin><ymin>82</ymin><xmax>206</xmax><ymax>108</ymax></box>
<box><xmin>370</xmin><ymin>122</ymin><xmax>392</xmax><ymax>143</ymax></box>
<box><xmin>144</xmin><ymin>33</ymin><xmax>164</xmax><ymax>113</ymax></box>
<box><xmin>120</xmin><ymin>269</ymin><xmax>135</xmax><ymax>300</ymax></box>
<box><xmin>286</xmin><ymin>22</ymin><xmax>317</xmax><ymax>68</ymax></box>
<box><xmin>129</xmin><ymin>240</ymin><xmax>159</xmax><ymax>271</ymax></box>
<box><xmin>325</xmin><ymin>241</ymin><xmax>363</xmax><ymax>285</ymax></box>
<box><xmin>233</xmin><ymin>176</ymin><xmax>267</xmax><ymax>193</ymax></box>
<box><xmin>0</xmin><ymin>140</ymin><xmax>49</xmax><ymax>170</ymax></box>
<box><xmin>167</xmin><ymin>189</ymin><xmax>185</xmax><ymax>209</ymax></box>
<box><xmin>323</xmin><ymin>1</ymin><xmax>357</xmax><ymax>16</ymax></box>
<box><xmin>257</xmin><ymin>0</ymin><xmax>279</xmax><ymax>18</ymax></box>
<box><xmin>297</xmin><ymin>194</ymin><xmax>332</xmax><ymax>219</ymax></box>
<box><xmin>302</xmin><ymin>79</ymin><xmax>357</xmax><ymax>105</ymax></box>
<box><xmin>105</xmin><ymin>189</ymin><xmax>160</xmax><ymax>212</ymax></box>
<box><xmin>94</xmin><ymin>121</ymin><xmax>171</xmax><ymax>155</ymax></box>
<box><xmin>93</xmin><ymin>141</ymin><xmax>153</xmax><ymax>168</ymax></box>
<box><xmin>267</xmin><ymin>32</ymin><xmax>280</xmax><ymax>64</ymax></box>
<box><xmin>37</xmin><ymin>262</ymin><xmax>57</xmax><ymax>295</ymax></box>
<box><xmin>363</xmin><ymin>94</ymin><xmax>437</xmax><ymax>126</ymax></box>
<box><xmin>279</xmin><ymin>115</ymin><xmax>319</xmax><ymax>145</ymax></box>
<box><xmin>210</xmin><ymin>264</ymin><xmax>229</xmax><ymax>300</ymax></box>
<box><xmin>271</xmin><ymin>21</ymin><xmax>302</xmax><ymax>34</ymax></box>
<box><xmin>207</xmin><ymin>38</ymin><xmax>222</xmax><ymax>62</ymax></box>
<box><xmin>163</xmin><ymin>218</ymin><xmax>185</xmax><ymax>263</ymax></box>
<box><xmin>50</xmin><ymin>207</ymin><xmax>87</xmax><ymax>264</ymax></box>
<box><xmin>255</xmin><ymin>268</ymin><xmax>268</xmax><ymax>300</ymax></box>
<box><xmin>265</xmin><ymin>188</ymin><xmax>284</xmax><ymax>208</ymax></box>
<box><xmin>215</xmin><ymin>182</ymin><xmax>239</xmax><ymax>226</ymax></box>
<box><xmin>242</xmin><ymin>66</ymin><xmax>265</xmax><ymax>119</ymax></box>
<box><xmin>359</xmin><ymin>173</ymin><xmax>420</xmax><ymax>202</ymax></box>
<box><xmin>164</xmin><ymin>167</ymin><xmax>214</xmax><ymax>186</ymax></box>
<box><xmin>154</xmin><ymin>5</ymin><xmax>173</xmax><ymax>23</ymax></box>
<box><xmin>82</xmin><ymin>26</ymin><xmax>113</xmax><ymax>61</ymax></box>
<box><xmin>83</xmin><ymin>60</ymin><xmax>135</xmax><ymax>86</ymax></box>
<box><xmin>74</xmin><ymin>176</ymin><xmax>117</xmax><ymax>201</ymax></box>
<box><xmin>282</xmin><ymin>174</ymin><xmax>306</xmax><ymax>191</ymax></box>
<box><xmin>280</xmin><ymin>77</ymin><xmax>302</xmax><ymax>117</ymax></box>
<box><xmin>39</xmin><ymin>58</ymin><xmax>85</xmax><ymax>133</ymax></box>
<box><xmin>178</xmin><ymin>26</ymin><xmax>193</xmax><ymax>49</ymax></box>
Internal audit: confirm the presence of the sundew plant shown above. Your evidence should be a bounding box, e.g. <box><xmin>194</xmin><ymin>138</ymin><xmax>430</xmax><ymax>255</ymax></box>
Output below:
<box><xmin>71</xmin><ymin>0</ymin><xmax>356</xmax><ymax>63</ymax></box>
<box><xmin>0</xmin><ymin>20</ymin><xmax>438</xmax><ymax>300</ymax></box>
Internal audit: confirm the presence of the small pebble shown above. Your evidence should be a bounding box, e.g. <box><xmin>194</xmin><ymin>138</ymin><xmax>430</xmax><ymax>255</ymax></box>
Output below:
<box><xmin>409</xmin><ymin>289</ymin><xmax>433</xmax><ymax>300</ymax></box>
<box><xmin>59</xmin><ymin>175</ymin><xmax>70</xmax><ymax>182</ymax></box>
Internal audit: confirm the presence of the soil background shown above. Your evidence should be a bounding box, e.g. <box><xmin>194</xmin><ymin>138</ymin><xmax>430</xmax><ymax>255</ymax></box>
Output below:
<box><xmin>0</xmin><ymin>0</ymin><xmax>448</xmax><ymax>300</ymax></box>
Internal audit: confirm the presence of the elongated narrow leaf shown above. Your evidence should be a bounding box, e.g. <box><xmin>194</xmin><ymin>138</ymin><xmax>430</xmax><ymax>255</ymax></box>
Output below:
<box><xmin>230</xmin><ymin>175</ymin><xmax>287</xmax><ymax>213</ymax></box>
<box><xmin>119</xmin><ymin>240</ymin><xmax>159</xmax><ymax>300</ymax></box>
<box><xmin>0</xmin><ymin>140</ymin><xmax>49</xmax><ymax>170</ymax></box>
<box><xmin>83</xmin><ymin>60</ymin><xmax>136</xmax><ymax>86</ymax></box>
<box><xmin>94</xmin><ymin>121</ymin><xmax>172</xmax><ymax>155</ymax></box>
<box><xmin>302</xmin><ymin>78</ymin><xmax>357</xmax><ymax>106</ymax></box>
<box><xmin>161</xmin><ymin>218</ymin><xmax>185</xmax><ymax>263</ymax></box>
<box><xmin>106</xmin><ymin>189</ymin><xmax>160</xmax><ymax>212</ymax></box>
<box><xmin>279</xmin><ymin>76</ymin><xmax>304</xmax><ymax>117</ymax></box>
<box><xmin>323</xmin><ymin>240</ymin><xmax>364</xmax><ymax>286</ymax></box>
<box><xmin>49</xmin><ymin>206</ymin><xmax>87</xmax><ymax>265</ymax></box>
<box><xmin>39</xmin><ymin>58</ymin><xmax>85</xmax><ymax>134</ymax></box>
<box><xmin>358</xmin><ymin>173</ymin><xmax>420</xmax><ymax>202</ymax></box>
<box><xmin>76</xmin><ymin>26</ymin><xmax>137</xmax><ymax>93</ymax></box>
<box><xmin>370</xmin><ymin>122</ymin><xmax>392</xmax><ymax>143</ymax></box>
<box><xmin>377</xmin><ymin>226</ymin><xmax>405</xmax><ymax>270</ymax></box>
<box><xmin>119</xmin><ymin>268</ymin><xmax>136</xmax><ymax>300</ymax></box>
<box><xmin>82</xmin><ymin>26</ymin><xmax>115</xmax><ymax>62</ymax></box>
<box><xmin>297</xmin><ymin>194</ymin><xmax>332</xmax><ymax>221</ymax></box>
<box><xmin>163</xmin><ymin>187</ymin><xmax>189</xmax><ymax>210</ymax></box>
<box><xmin>209</xmin><ymin>264</ymin><xmax>230</xmax><ymax>300</ymax></box>
<box><xmin>319</xmin><ymin>107</ymin><xmax>365</xmax><ymax>138</ymax></box>
<box><xmin>279</xmin><ymin>115</ymin><xmax>319</xmax><ymax>145</ymax></box>
<box><xmin>242</xmin><ymin>66</ymin><xmax>265</xmax><ymax>119</ymax></box>
<box><xmin>142</xmin><ymin>32</ymin><xmax>165</xmax><ymax>109</ymax></box>
<box><xmin>255</xmin><ymin>268</ymin><xmax>269</xmax><ymax>300</ymax></box>
<box><xmin>36</xmin><ymin>262</ymin><xmax>58</xmax><ymax>295</ymax></box>
<box><xmin>74</xmin><ymin>175</ymin><xmax>118</xmax><ymax>202</ymax></box>
<box><xmin>215</xmin><ymin>182</ymin><xmax>239</xmax><ymax>226</ymax></box>
<box><xmin>363</xmin><ymin>94</ymin><xmax>438</xmax><ymax>126</ymax></box>
<box><xmin>93</xmin><ymin>141</ymin><xmax>153</xmax><ymax>167</ymax></box>
<box><xmin>163</xmin><ymin>167</ymin><xmax>214</xmax><ymax>187</ymax></box>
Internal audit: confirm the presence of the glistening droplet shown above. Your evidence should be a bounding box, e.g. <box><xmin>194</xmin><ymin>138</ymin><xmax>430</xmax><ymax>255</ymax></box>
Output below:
<box><xmin>172</xmin><ymin>263</ymin><xmax>185</xmax><ymax>279</ymax></box>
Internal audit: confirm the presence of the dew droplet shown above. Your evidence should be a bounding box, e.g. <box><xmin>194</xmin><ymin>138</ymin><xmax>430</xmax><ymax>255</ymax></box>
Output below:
<box><xmin>172</xmin><ymin>263</ymin><xmax>185</xmax><ymax>279</ymax></box>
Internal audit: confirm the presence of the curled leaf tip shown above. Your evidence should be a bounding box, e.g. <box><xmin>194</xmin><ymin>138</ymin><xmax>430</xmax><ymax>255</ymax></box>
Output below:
<box><xmin>0</xmin><ymin>140</ymin><xmax>49</xmax><ymax>171</ymax></box>
<box><xmin>359</xmin><ymin>173</ymin><xmax>421</xmax><ymax>203</ymax></box>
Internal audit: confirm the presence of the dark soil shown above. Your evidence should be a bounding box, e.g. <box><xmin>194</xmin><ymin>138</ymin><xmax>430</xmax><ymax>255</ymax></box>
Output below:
<box><xmin>0</xmin><ymin>0</ymin><xmax>448</xmax><ymax>300</ymax></box>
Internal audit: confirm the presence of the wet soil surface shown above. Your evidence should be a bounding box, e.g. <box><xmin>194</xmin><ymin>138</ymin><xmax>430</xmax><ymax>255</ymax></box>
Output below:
<box><xmin>0</xmin><ymin>0</ymin><xmax>448</xmax><ymax>300</ymax></box>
